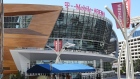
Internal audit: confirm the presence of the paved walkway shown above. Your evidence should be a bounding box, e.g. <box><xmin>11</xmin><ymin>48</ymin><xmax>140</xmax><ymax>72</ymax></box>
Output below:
<box><xmin>104</xmin><ymin>75</ymin><xmax>140</xmax><ymax>79</ymax></box>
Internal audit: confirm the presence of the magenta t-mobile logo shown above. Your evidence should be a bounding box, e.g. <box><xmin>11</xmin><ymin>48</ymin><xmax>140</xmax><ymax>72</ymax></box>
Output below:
<box><xmin>65</xmin><ymin>2</ymin><xmax>70</xmax><ymax>8</ymax></box>
<box><xmin>63</xmin><ymin>2</ymin><xmax>105</xmax><ymax>17</ymax></box>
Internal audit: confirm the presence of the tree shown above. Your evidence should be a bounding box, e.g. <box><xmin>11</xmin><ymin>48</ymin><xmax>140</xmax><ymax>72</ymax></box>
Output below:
<box><xmin>10</xmin><ymin>71</ymin><xmax>25</xmax><ymax>79</ymax></box>
<box><xmin>121</xmin><ymin>59</ymin><xmax>140</xmax><ymax>74</ymax></box>
<box><xmin>133</xmin><ymin>59</ymin><xmax>140</xmax><ymax>72</ymax></box>
<box><xmin>16</xmin><ymin>71</ymin><xmax>22</xmax><ymax>79</ymax></box>
<box><xmin>121</xmin><ymin>60</ymin><xmax>126</xmax><ymax>74</ymax></box>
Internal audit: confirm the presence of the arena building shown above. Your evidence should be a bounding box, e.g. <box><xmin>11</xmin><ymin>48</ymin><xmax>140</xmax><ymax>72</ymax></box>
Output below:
<box><xmin>3</xmin><ymin>3</ymin><xmax>118</xmax><ymax>78</ymax></box>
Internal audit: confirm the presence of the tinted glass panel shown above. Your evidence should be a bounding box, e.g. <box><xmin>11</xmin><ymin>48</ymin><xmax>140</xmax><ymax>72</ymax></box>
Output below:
<box><xmin>48</xmin><ymin>10</ymin><xmax>114</xmax><ymax>54</ymax></box>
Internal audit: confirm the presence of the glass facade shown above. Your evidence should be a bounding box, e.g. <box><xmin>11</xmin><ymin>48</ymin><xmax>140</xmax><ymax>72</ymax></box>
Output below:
<box><xmin>103</xmin><ymin>62</ymin><xmax>112</xmax><ymax>71</ymax></box>
<box><xmin>44</xmin><ymin>9</ymin><xmax>117</xmax><ymax>71</ymax></box>
<box><xmin>3</xmin><ymin>11</ymin><xmax>116</xmax><ymax>55</ymax></box>
<box><xmin>47</xmin><ymin>9</ymin><xmax>113</xmax><ymax>54</ymax></box>
<box><xmin>107</xmin><ymin>30</ymin><xmax>118</xmax><ymax>55</ymax></box>
<box><xmin>3</xmin><ymin>10</ymin><xmax>117</xmax><ymax>54</ymax></box>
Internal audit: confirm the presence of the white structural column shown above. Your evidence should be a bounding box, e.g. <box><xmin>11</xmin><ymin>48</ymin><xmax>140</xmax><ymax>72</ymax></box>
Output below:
<box><xmin>125</xmin><ymin>40</ymin><xmax>131</xmax><ymax>79</ymax></box>
<box><xmin>55</xmin><ymin>74</ymin><xmax>58</xmax><ymax>79</ymax></box>
<box><xmin>55</xmin><ymin>42</ymin><xmax>75</xmax><ymax>63</ymax></box>
<box><xmin>10</xmin><ymin>50</ymin><xmax>30</xmax><ymax>75</ymax></box>
<box><xmin>128</xmin><ymin>43</ymin><xmax>134</xmax><ymax>79</ymax></box>
<box><xmin>94</xmin><ymin>60</ymin><xmax>96</xmax><ymax>68</ymax></box>
<box><xmin>104</xmin><ymin>2</ymin><xmax>136</xmax><ymax>78</ymax></box>
<box><xmin>93</xmin><ymin>60</ymin><xmax>96</xmax><ymax>79</ymax></box>
<box><xmin>118</xmin><ymin>41</ymin><xmax>126</xmax><ymax>79</ymax></box>
<box><xmin>51</xmin><ymin>74</ymin><xmax>53</xmax><ymax>79</ymax></box>
<box><xmin>46</xmin><ymin>45</ymin><xmax>61</xmax><ymax>63</ymax></box>
<box><xmin>100</xmin><ymin>59</ymin><xmax>103</xmax><ymax>79</ymax></box>
<box><xmin>129</xmin><ymin>19</ymin><xmax>140</xmax><ymax>79</ymax></box>
<box><xmin>65</xmin><ymin>74</ymin><xmax>66</xmax><ymax>79</ymax></box>
<box><xmin>122</xmin><ymin>0</ymin><xmax>131</xmax><ymax>78</ymax></box>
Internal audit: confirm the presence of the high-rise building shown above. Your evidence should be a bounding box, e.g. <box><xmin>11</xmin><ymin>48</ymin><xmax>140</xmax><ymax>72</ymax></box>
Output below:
<box><xmin>119</xmin><ymin>36</ymin><xmax>140</xmax><ymax>67</ymax></box>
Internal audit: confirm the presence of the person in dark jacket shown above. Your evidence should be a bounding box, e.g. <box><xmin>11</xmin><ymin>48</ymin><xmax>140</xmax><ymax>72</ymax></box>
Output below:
<box><xmin>96</xmin><ymin>73</ymin><xmax>101</xmax><ymax>79</ymax></box>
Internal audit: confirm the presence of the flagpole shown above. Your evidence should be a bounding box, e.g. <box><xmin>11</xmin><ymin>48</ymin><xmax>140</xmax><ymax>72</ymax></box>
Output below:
<box><xmin>128</xmin><ymin>23</ymin><xmax>140</xmax><ymax>79</ymax></box>
<box><xmin>105</xmin><ymin>4</ymin><xmax>131</xmax><ymax>79</ymax></box>
<box><xmin>55</xmin><ymin>41</ymin><xmax>75</xmax><ymax>63</ymax></box>
<box><xmin>105</xmin><ymin>0</ymin><xmax>135</xmax><ymax>79</ymax></box>
<box><xmin>122</xmin><ymin>0</ymin><xmax>131</xmax><ymax>79</ymax></box>
<box><xmin>118</xmin><ymin>41</ymin><xmax>125</xmax><ymax>79</ymax></box>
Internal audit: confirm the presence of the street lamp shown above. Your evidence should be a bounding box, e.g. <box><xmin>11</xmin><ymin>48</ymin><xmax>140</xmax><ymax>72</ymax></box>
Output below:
<box><xmin>55</xmin><ymin>42</ymin><xmax>75</xmax><ymax>63</ymax></box>
<box><xmin>104</xmin><ymin>5</ymin><xmax>132</xmax><ymax>79</ymax></box>
<box><xmin>104</xmin><ymin>0</ymin><xmax>140</xmax><ymax>79</ymax></box>
<box><xmin>46</xmin><ymin>42</ymin><xmax>75</xmax><ymax>64</ymax></box>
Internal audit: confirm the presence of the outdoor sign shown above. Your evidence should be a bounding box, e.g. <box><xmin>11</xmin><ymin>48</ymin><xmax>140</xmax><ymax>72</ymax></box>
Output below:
<box><xmin>112</xmin><ymin>0</ymin><xmax>131</xmax><ymax>29</ymax></box>
<box><xmin>54</xmin><ymin>39</ymin><xmax>63</xmax><ymax>52</ymax></box>
<box><xmin>65</xmin><ymin>2</ymin><xmax>105</xmax><ymax>17</ymax></box>
<box><xmin>112</xmin><ymin>2</ymin><xmax>124</xmax><ymax>29</ymax></box>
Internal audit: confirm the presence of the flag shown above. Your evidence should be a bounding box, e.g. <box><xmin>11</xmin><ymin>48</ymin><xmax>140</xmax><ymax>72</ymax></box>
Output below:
<box><xmin>112</xmin><ymin>2</ymin><xmax>124</xmax><ymax>29</ymax></box>
<box><xmin>125</xmin><ymin>0</ymin><xmax>131</xmax><ymax>28</ymax></box>
<box><xmin>54</xmin><ymin>39</ymin><xmax>62</xmax><ymax>52</ymax></box>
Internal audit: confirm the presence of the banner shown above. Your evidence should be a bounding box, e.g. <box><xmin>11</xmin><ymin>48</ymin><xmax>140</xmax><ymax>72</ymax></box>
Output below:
<box><xmin>125</xmin><ymin>0</ymin><xmax>131</xmax><ymax>28</ymax></box>
<box><xmin>112</xmin><ymin>2</ymin><xmax>124</xmax><ymax>29</ymax></box>
<box><xmin>54</xmin><ymin>39</ymin><xmax>62</xmax><ymax>52</ymax></box>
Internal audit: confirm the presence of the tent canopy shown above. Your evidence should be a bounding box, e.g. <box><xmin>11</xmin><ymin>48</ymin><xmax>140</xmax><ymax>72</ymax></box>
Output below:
<box><xmin>27</xmin><ymin>63</ymin><xmax>95</xmax><ymax>73</ymax></box>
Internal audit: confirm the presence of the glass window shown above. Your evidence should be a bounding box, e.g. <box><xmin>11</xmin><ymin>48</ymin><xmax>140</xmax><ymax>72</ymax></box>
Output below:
<box><xmin>4</xmin><ymin>15</ymin><xmax>32</xmax><ymax>28</ymax></box>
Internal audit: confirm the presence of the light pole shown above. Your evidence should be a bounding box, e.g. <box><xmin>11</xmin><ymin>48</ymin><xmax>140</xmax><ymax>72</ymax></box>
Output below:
<box><xmin>104</xmin><ymin>0</ymin><xmax>140</xmax><ymax>79</ymax></box>
<box><xmin>55</xmin><ymin>42</ymin><xmax>75</xmax><ymax>63</ymax></box>
<box><xmin>104</xmin><ymin>5</ymin><xmax>132</xmax><ymax>79</ymax></box>
<box><xmin>46</xmin><ymin>41</ymin><xmax>75</xmax><ymax>64</ymax></box>
<box><xmin>119</xmin><ymin>41</ymin><xmax>125</xmax><ymax>78</ymax></box>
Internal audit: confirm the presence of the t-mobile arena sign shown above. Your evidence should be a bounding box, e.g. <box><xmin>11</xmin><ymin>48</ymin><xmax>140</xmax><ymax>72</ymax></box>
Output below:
<box><xmin>65</xmin><ymin>2</ymin><xmax>105</xmax><ymax>17</ymax></box>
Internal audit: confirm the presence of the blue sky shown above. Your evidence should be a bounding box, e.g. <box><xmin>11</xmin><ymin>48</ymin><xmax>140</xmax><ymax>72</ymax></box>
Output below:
<box><xmin>4</xmin><ymin>0</ymin><xmax>140</xmax><ymax>41</ymax></box>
